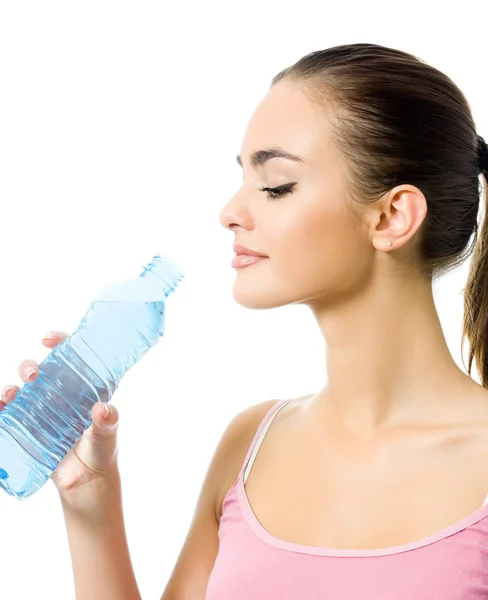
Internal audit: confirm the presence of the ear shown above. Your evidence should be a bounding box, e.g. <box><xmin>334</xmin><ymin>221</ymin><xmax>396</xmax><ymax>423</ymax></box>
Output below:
<box><xmin>370</xmin><ymin>184</ymin><xmax>428</xmax><ymax>252</ymax></box>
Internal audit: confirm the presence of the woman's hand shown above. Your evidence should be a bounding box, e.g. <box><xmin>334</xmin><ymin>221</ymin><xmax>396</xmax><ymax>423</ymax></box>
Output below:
<box><xmin>0</xmin><ymin>331</ymin><xmax>120</xmax><ymax>505</ymax></box>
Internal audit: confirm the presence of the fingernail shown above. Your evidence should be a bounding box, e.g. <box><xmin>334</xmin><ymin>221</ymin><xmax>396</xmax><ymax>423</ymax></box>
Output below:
<box><xmin>102</xmin><ymin>403</ymin><xmax>110</xmax><ymax>419</ymax></box>
<box><xmin>24</xmin><ymin>367</ymin><xmax>36</xmax><ymax>379</ymax></box>
<box><xmin>2</xmin><ymin>385</ymin><xmax>13</xmax><ymax>398</ymax></box>
<box><xmin>42</xmin><ymin>333</ymin><xmax>55</xmax><ymax>341</ymax></box>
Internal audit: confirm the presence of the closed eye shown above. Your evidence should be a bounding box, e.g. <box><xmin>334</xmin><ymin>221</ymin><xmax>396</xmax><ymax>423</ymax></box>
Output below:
<box><xmin>258</xmin><ymin>182</ymin><xmax>297</xmax><ymax>201</ymax></box>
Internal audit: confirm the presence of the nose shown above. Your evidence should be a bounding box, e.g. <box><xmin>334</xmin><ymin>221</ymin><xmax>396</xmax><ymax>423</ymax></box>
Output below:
<box><xmin>218</xmin><ymin>189</ymin><xmax>254</xmax><ymax>231</ymax></box>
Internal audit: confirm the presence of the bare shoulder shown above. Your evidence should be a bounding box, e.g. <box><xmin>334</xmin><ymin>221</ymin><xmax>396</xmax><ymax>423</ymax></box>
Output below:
<box><xmin>213</xmin><ymin>397</ymin><xmax>280</xmax><ymax>523</ymax></box>
<box><xmin>214</xmin><ymin>394</ymin><xmax>311</xmax><ymax>523</ymax></box>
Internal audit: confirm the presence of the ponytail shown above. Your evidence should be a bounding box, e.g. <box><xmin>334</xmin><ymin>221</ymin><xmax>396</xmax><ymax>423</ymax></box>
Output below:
<box><xmin>462</xmin><ymin>135</ymin><xmax>488</xmax><ymax>386</ymax></box>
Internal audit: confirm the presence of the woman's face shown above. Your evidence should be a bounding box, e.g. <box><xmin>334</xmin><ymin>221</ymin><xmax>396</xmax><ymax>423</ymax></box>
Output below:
<box><xmin>219</xmin><ymin>80</ymin><xmax>375</xmax><ymax>311</ymax></box>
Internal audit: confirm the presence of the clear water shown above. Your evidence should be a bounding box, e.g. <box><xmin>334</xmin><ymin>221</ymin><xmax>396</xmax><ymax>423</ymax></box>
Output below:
<box><xmin>0</xmin><ymin>254</ymin><xmax>184</xmax><ymax>500</ymax></box>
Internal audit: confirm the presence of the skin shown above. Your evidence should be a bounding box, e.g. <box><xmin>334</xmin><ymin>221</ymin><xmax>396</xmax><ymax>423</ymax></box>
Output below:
<box><xmin>3</xmin><ymin>79</ymin><xmax>488</xmax><ymax>556</ymax></box>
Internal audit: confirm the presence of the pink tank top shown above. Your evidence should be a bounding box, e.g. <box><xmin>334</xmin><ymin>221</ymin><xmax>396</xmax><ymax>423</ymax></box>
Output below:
<box><xmin>205</xmin><ymin>398</ymin><xmax>488</xmax><ymax>599</ymax></box>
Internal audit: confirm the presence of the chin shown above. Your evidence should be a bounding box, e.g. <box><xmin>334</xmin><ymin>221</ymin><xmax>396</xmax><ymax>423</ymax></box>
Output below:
<box><xmin>232</xmin><ymin>279</ymin><xmax>303</xmax><ymax>310</ymax></box>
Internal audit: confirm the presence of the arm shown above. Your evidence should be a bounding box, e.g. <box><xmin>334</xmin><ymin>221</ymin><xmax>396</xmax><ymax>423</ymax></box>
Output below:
<box><xmin>59</xmin><ymin>398</ymin><xmax>277</xmax><ymax>600</ymax></box>
<box><xmin>60</xmin><ymin>467</ymin><xmax>142</xmax><ymax>600</ymax></box>
<box><xmin>160</xmin><ymin>398</ymin><xmax>278</xmax><ymax>599</ymax></box>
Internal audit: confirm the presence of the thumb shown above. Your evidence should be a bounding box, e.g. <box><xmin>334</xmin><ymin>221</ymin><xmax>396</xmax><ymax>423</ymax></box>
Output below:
<box><xmin>91</xmin><ymin>402</ymin><xmax>119</xmax><ymax>434</ymax></box>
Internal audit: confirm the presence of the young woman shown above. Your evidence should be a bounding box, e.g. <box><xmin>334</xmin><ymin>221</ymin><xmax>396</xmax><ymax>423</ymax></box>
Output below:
<box><xmin>2</xmin><ymin>42</ymin><xmax>488</xmax><ymax>599</ymax></box>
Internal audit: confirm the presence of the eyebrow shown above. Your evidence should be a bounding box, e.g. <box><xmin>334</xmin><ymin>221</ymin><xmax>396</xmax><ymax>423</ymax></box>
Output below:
<box><xmin>236</xmin><ymin>147</ymin><xmax>309</xmax><ymax>169</ymax></box>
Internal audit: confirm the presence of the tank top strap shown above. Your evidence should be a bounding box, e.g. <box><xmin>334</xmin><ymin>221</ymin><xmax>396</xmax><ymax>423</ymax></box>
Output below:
<box><xmin>237</xmin><ymin>397</ymin><xmax>294</xmax><ymax>486</ymax></box>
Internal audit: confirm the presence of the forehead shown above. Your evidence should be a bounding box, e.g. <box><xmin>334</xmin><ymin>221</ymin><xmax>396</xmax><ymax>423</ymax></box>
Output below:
<box><xmin>239</xmin><ymin>81</ymin><xmax>334</xmax><ymax>168</ymax></box>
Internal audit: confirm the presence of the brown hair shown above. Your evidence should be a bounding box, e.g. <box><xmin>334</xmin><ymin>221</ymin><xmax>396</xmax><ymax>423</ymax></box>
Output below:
<box><xmin>270</xmin><ymin>43</ymin><xmax>488</xmax><ymax>386</ymax></box>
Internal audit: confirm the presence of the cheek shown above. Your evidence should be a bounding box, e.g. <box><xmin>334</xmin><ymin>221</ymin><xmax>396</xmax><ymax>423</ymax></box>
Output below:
<box><xmin>272</xmin><ymin>200</ymin><xmax>372</xmax><ymax>295</ymax></box>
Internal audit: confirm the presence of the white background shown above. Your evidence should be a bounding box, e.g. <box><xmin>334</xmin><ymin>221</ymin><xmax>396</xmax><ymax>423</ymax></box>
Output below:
<box><xmin>0</xmin><ymin>2</ymin><xmax>487</xmax><ymax>598</ymax></box>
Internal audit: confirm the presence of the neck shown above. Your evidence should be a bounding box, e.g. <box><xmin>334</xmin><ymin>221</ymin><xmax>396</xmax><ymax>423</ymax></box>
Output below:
<box><xmin>308</xmin><ymin>270</ymin><xmax>472</xmax><ymax>436</ymax></box>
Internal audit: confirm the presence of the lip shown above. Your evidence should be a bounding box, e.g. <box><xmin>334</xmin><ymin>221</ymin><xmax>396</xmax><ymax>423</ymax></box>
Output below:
<box><xmin>231</xmin><ymin>255</ymin><xmax>268</xmax><ymax>268</ymax></box>
<box><xmin>233</xmin><ymin>244</ymin><xmax>268</xmax><ymax>258</ymax></box>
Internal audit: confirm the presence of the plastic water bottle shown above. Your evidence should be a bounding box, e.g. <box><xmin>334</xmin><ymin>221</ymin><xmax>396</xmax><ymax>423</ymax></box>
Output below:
<box><xmin>0</xmin><ymin>253</ymin><xmax>185</xmax><ymax>500</ymax></box>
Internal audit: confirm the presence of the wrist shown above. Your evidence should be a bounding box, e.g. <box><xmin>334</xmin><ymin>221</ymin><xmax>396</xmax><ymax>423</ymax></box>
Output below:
<box><xmin>59</xmin><ymin>466</ymin><xmax>123</xmax><ymax>524</ymax></box>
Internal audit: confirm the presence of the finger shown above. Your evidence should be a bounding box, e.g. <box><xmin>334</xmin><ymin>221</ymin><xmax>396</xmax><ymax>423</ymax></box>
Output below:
<box><xmin>92</xmin><ymin>402</ymin><xmax>119</xmax><ymax>433</ymax></box>
<box><xmin>0</xmin><ymin>385</ymin><xmax>20</xmax><ymax>408</ymax></box>
<box><xmin>16</xmin><ymin>332</ymin><xmax>69</xmax><ymax>384</ymax></box>
<box><xmin>42</xmin><ymin>331</ymin><xmax>69</xmax><ymax>347</ymax></box>
<box><xmin>18</xmin><ymin>360</ymin><xmax>39</xmax><ymax>383</ymax></box>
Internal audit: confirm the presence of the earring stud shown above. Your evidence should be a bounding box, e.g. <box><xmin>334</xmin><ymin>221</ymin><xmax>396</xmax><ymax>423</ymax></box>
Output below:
<box><xmin>387</xmin><ymin>241</ymin><xmax>392</xmax><ymax>246</ymax></box>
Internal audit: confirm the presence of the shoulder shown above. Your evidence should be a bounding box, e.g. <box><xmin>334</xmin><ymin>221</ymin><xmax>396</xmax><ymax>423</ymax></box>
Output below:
<box><xmin>213</xmin><ymin>398</ymin><xmax>280</xmax><ymax>523</ymax></box>
<box><xmin>213</xmin><ymin>395</ymin><xmax>308</xmax><ymax>523</ymax></box>
<box><xmin>223</xmin><ymin>398</ymin><xmax>281</xmax><ymax>450</ymax></box>
<box><xmin>187</xmin><ymin>399</ymin><xmax>282</xmax><ymax>532</ymax></box>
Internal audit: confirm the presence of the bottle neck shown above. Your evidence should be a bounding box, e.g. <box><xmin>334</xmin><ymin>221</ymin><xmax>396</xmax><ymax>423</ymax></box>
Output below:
<box><xmin>139</xmin><ymin>254</ymin><xmax>184</xmax><ymax>299</ymax></box>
